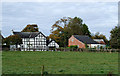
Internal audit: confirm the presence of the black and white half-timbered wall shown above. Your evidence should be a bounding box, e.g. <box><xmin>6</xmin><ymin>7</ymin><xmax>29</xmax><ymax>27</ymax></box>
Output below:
<box><xmin>11</xmin><ymin>31</ymin><xmax>59</xmax><ymax>51</ymax></box>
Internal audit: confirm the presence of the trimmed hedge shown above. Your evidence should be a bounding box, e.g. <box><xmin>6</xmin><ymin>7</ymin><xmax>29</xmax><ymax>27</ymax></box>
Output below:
<box><xmin>69</xmin><ymin>45</ymin><xmax>78</xmax><ymax>49</ymax></box>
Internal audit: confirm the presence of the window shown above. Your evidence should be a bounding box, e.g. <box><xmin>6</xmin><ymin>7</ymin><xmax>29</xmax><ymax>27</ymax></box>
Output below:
<box><xmin>36</xmin><ymin>38</ymin><xmax>38</xmax><ymax>40</ymax></box>
<box><xmin>21</xmin><ymin>45</ymin><xmax>23</xmax><ymax>48</ymax></box>
<box><xmin>26</xmin><ymin>39</ymin><xmax>29</xmax><ymax>42</ymax></box>
<box><xmin>27</xmin><ymin>44</ymin><xmax>33</xmax><ymax>47</ymax></box>
<box><xmin>71</xmin><ymin>39</ymin><xmax>74</xmax><ymax>42</ymax></box>
<box><xmin>38</xmin><ymin>38</ymin><xmax>41</xmax><ymax>41</ymax></box>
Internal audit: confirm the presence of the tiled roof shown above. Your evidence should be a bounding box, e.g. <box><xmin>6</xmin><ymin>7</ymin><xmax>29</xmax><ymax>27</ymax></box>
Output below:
<box><xmin>73</xmin><ymin>35</ymin><xmax>98</xmax><ymax>44</ymax></box>
<box><xmin>13</xmin><ymin>32</ymin><xmax>46</xmax><ymax>38</ymax></box>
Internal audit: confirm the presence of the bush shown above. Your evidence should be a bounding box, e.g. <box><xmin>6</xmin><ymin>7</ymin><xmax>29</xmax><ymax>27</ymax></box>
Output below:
<box><xmin>100</xmin><ymin>46</ymin><xmax>103</xmax><ymax>49</ymax></box>
<box><xmin>2</xmin><ymin>45</ymin><xmax>10</xmax><ymax>51</ymax></box>
<box><xmin>67</xmin><ymin>47</ymin><xmax>70</xmax><ymax>48</ymax></box>
<box><xmin>69</xmin><ymin>45</ymin><xmax>78</xmax><ymax>49</ymax></box>
<box><xmin>85</xmin><ymin>44</ymin><xmax>89</xmax><ymax>48</ymax></box>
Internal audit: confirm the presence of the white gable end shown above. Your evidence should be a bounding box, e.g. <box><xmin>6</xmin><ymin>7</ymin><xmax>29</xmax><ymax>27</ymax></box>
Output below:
<box><xmin>48</xmin><ymin>41</ymin><xmax>59</xmax><ymax>48</ymax></box>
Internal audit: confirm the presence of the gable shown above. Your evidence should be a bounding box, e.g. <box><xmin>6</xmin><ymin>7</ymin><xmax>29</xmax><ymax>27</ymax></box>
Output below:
<box><xmin>48</xmin><ymin>41</ymin><xmax>55</xmax><ymax>45</ymax></box>
<box><xmin>69</xmin><ymin>35</ymin><xmax>85</xmax><ymax>45</ymax></box>
<box><xmin>48</xmin><ymin>40</ymin><xmax>59</xmax><ymax>48</ymax></box>
<box><xmin>36</xmin><ymin>32</ymin><xmax>46</xmax><ymax>38</ymax></box>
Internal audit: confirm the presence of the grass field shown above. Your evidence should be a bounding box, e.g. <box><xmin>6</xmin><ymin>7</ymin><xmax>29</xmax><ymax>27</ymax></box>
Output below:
<box><xmin>2</xmin><ymin>51</ymin><xmax>118</xmax><ymax>74</ymax></box>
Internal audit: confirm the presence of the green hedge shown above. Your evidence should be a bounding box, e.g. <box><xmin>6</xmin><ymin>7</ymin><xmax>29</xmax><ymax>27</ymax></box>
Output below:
<box><xmin>69</xmin><ymin>45</ymin><xmax>78</xmax><ymax>49</ymax></box>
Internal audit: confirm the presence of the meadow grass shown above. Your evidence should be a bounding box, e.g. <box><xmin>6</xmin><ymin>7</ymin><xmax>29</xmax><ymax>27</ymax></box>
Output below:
<box><xmin>2</xmin><ymin>51</ymin><xmax>118</xmax><ymax>74</ymax></box>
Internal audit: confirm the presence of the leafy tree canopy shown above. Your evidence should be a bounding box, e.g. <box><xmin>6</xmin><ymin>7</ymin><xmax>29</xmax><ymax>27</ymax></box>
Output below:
<box><xmin>21</xmin><ymin>24</ymin><xmax>39</xmax><ymax>32</ymax></box>
<box><xmin>49</xmin><ymin>17</ymin><xmax>91</xmax><ymax>47</ymax></box>
<box><xmin>110</xmin><ymin>25</ymin><xmax>120</xmax><ymax>49</ymax></box>
<box><xmin>3</xmin><ymin>35</ymin><xmax>22</xmax><ymax>46</ymax></box>
<box><xmin>66</xmin><ymin>17</ymin><xmax>91</xmax><ymax>36</ymax></box>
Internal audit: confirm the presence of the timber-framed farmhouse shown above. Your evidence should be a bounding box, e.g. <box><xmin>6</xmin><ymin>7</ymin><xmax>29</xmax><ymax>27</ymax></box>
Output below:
<box><xmin>11</xmin><ymin>31</ymin><xmax>59</xmax><ymax>51</ymax></box>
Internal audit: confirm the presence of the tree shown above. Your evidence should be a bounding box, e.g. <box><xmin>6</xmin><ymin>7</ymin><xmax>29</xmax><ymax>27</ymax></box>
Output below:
<box><xmin>3</xmin><ymin>35</ymin><xmax>22</xmax><ymax>48</ymax></box>
<box><xmin>91</xmin><ymin>32</ymin><xmax>108</xmax><ymax>45</ymax></box>
<box><xmin>110</xmin><ymin>25</ymin><xmax>120</xmax><ymax>49</ymax></box>
<box><xmin>49</xmin><ymin>17</ymin><xmax>72</xmax><ymax>47</ymax></box>
<box><xmin>66</xmin><ymin>17</ymin><xmax>91</xmax><ymax>36</ymax></box>
<box><xmin>0</xmin><ymin>32</ymin><xmax>4</xmax><ymax>45</ymax></box>
<box><xmin>49</xmin><ymin>17</ymin><xmax>91</xmax><ymax>47</ymax></box>
<box><xmin>21</xmin><ymin>24</ymin><xmax>39</xmax><ymax>32</ymax></box>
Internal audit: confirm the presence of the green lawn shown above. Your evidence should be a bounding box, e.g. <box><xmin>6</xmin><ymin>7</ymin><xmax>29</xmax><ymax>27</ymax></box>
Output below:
<box><xmin>2</xmin><ymin>51</ymin><xmax>118</xmax><ymax>74</ymax></box>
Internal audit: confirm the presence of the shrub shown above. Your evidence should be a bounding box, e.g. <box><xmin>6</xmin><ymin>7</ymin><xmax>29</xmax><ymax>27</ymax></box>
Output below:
<box><xmin>2</xmin><ymin>45</ymin><xmax>10</xmax><ymax>51</ymax></box>
<box><xmin>85</xmin><ymin>44</ymin><xmax>89</xmax><ymax>48</ymax></box>
<box><xmin>100</xmin><ymin>46</ymin><xmax>103</xmax><ymax>49</ymax></box>
<box><xmin>67</xmin><ymin>47</ymin><xmax>70</xmax><ymax>48</ymax></box>
<box><xmin>70</xmin><ymin>45</ymin><xmax>78</xmax><ymax>49</ymax></box>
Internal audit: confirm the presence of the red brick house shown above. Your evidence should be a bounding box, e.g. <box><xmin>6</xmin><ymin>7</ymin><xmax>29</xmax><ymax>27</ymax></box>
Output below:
<box><xmin>68</xmin><ymin>35</ymin><xmax>99</xmax><ymax>48</ymax></box>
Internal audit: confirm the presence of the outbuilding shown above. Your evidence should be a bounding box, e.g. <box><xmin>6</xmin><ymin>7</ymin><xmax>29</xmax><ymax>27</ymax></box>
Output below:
<box><xmin>68</xmin><ymin>35</ymin><xmax>104</xmax><ymax>49</ymax></box>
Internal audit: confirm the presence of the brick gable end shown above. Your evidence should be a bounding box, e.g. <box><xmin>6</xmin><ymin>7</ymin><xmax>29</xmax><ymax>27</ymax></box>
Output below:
<box><xmin>68</xmin><ymin>35</ymin><xmax>85</xmax><ymax>48</ymax></box>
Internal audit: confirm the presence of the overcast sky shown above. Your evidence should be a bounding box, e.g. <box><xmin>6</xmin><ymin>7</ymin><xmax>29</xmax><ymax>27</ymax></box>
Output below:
<box><xmin>2</xmin><ymin>2</ymin><xmax>118</xmax><ymax>40</ymax></box>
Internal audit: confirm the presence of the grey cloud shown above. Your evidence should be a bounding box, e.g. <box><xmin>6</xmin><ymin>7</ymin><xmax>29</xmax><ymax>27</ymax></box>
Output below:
<box><xmin>2</xmin><ymin>2</ymin><xmax>118</xmax><ymax>40</ymax></box>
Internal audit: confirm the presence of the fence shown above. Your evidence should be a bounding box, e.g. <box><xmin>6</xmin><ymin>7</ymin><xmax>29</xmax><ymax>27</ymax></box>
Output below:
<box><xmin>2</xmin><ymin>45</ymin><xmax>120</xmax><ymax>52</ymax></box>
<box><xmin>54</xmin><ymin>48</ymin><xmax>120</xmax><ymax>52</ymax></box>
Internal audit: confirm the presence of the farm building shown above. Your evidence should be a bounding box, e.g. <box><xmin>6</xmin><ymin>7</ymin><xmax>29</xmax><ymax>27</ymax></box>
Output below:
<box><xmin>47</xmin><ymin>39</ymin><xmax>59</xmax><ymax>48</ymax></box>
<box><xmin>93</xmin><ymin>39</ymin><xmax>106</xmax><ymax>48</ymax></box>
<box><xmin>68</xmin><ymin>35</ymin><xmax>106</xmax><ymax>49</ymax></box>
<box><xmin>10</xmin><ymin>31</ymin><xmax>59</xmax><ymax>51</ymax></box>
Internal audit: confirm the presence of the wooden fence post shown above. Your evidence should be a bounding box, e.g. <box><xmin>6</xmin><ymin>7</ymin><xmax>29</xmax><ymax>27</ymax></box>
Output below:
<box><xmin>41</xmin><ymin>65</ymin><xmax>44</xmax><ymax>76</ymax></box>
<box><xmin>110</xmin><ymin>49</ymin><xmax>112</xmax><ymax>53</ymax></box>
